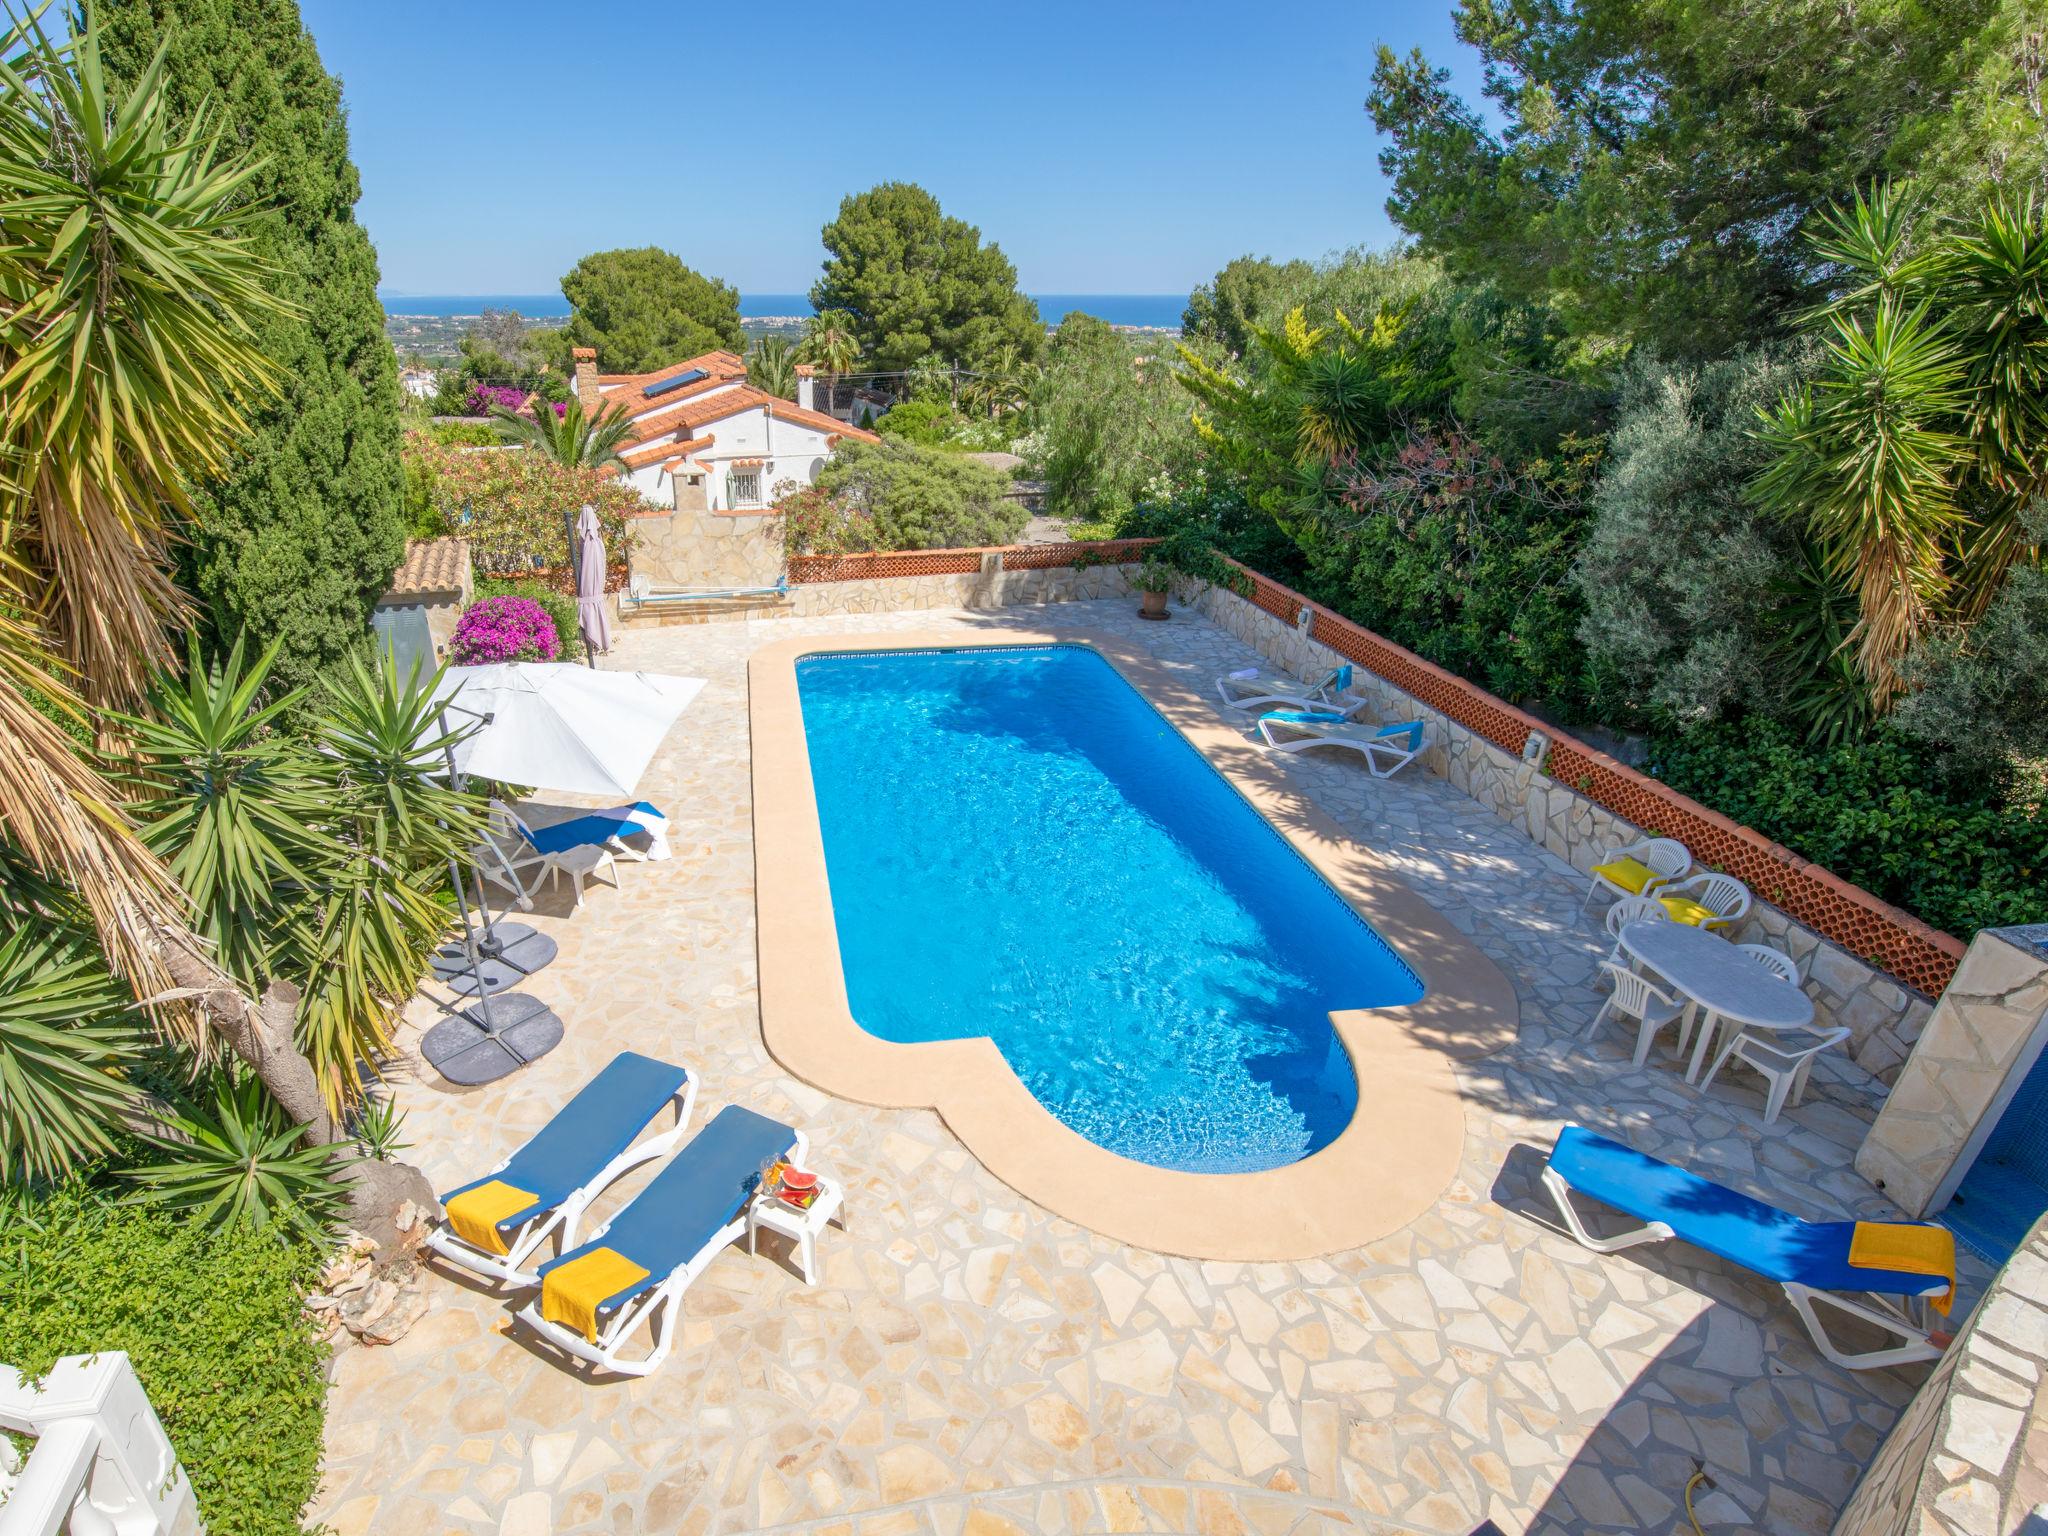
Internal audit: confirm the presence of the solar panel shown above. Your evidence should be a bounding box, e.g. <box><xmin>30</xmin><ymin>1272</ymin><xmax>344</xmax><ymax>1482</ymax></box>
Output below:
<box><xmin>643</xmin><ymin>368</ymin><xmax>707</xmax><ymax>399</ymax></box>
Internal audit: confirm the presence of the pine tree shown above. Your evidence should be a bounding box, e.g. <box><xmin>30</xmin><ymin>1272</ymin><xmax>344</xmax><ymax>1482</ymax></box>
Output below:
<box><xmin>99</xmin><ymin>0</ymin><xmax>406</xmax><ymax>691</ymax></box>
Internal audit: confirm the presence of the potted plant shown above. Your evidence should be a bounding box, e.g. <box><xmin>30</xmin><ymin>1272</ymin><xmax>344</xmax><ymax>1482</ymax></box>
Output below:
<box><xmin>1133</xmin><ymin>558</ymin><xmax>1174</xmax><ymax>620</ymax></box>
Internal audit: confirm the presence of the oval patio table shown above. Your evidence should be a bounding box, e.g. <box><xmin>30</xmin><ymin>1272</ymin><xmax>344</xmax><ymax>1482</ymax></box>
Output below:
<box><xmin>1618</xmin><ymin>920</ymin><xmax>1815</xmax><ymax>1085</ymax></box>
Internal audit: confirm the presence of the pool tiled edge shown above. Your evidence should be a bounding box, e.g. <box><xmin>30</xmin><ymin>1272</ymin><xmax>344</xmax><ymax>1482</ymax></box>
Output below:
<box><xmin>748</xmin><ymin>627</ymin><xmax>1521</xmax><ymax>1260</ymax></box>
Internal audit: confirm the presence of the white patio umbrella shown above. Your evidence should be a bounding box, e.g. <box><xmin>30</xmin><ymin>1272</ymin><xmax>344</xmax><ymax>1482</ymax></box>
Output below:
<box><xmin>573</xmin><ymin>503</ymin><xmax>612</xmax><ymax>657</ymax></box>
<box><xmin>434</xmin><ymin>662</ymin><xmax>706</xmax><ymax>797</ymax></box>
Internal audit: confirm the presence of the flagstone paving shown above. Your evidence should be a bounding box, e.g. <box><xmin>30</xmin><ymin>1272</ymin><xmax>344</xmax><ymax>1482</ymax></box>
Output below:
<box><xmin>312</xmin><ymin>596</ymin><xmax>1987</xmax><ymax>1535</ymax></box>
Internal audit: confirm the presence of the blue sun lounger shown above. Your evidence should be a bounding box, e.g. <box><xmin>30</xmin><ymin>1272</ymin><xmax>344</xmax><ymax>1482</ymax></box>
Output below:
<box><xmin>426</xmin><ymin>1052</ymin><xmax>696</xmax><ymax>1287</ymax></box>
<box><xmin>516</xmin><ymin>1105</ymin><xmax>804</xmax><ymax>1376</ymax></box>
<box><xmin>1542</xmin><ymin>1125</ymin><xmax>1953</xmax><ymax>1370</ymax></box>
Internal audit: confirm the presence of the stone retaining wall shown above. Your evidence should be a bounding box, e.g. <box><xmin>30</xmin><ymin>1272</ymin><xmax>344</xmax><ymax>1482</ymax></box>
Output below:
<box><xmin>786</xmin><ymin>561</ymin><xmax>1139</xmax><ymax>618</ymax></box>
<box><xmin>1191</xmin><ymin>580</ymin><xmax>1936</xmax><ymax>1081</ymax></box>
<box><xmin>1830</xmin><ymin>1212</ymin><xmax>2048</xmax><ymax>1534</ymax></box>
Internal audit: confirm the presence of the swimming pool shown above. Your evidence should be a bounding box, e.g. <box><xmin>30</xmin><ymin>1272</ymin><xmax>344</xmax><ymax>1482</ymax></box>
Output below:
<box><xmin>795</xmin><ymin>644</ymin><xmax>1424</xmax><ymax>1173</ymax></box>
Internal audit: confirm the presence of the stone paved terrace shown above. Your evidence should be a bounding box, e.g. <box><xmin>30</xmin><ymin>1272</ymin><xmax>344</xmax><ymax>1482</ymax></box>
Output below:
<box><xmin>314</xmin><ymin>596</ymin><xmax>1995</xmax><ymax>1536</ymax></box>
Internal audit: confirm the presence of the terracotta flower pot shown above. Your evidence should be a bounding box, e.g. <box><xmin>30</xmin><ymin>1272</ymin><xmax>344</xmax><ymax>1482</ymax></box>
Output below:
<box><xmin>1139</xmin><ymin>589</ymin><xmax>1170</xmax><ymax>620</ymax></box>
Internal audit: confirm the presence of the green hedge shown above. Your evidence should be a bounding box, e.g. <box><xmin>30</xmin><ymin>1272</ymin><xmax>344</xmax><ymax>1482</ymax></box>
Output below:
<box><xmin>0</xmin><ymin>1184</ymin><xmax>329</xmax><ymax>1536</ymax></box>
<box><xmin>1645</xmin><ymin>720</ymin><xmax>2048</xmax><ymax>940</ymax></box>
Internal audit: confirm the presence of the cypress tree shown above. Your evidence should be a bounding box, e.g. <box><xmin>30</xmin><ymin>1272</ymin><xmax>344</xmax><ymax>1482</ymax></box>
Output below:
<box><xmin>98</xmin><ymin>0</ymin><xmax>406</xmax><ymax>690</ymax></box>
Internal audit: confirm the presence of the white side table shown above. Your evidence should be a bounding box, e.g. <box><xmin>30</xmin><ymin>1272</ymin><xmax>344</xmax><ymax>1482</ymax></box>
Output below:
<box><xmin>747</xmin><ymin>1175</ymin><xmax>843</xmax><ymax>1286</ymax></box>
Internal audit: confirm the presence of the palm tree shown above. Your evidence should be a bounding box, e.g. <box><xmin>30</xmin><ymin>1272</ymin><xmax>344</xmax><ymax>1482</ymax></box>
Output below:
<box><xmin>798</xmin><ymin>308</ymin><xmax>861</xmax><ymax>413</ymax></box>
<box><xmin>962</xmin><ymin>345</ymin><xmax>1034</xmax><ymax>418</ymax></box>
<box><xmin>0</xmin><ymin>17</ymin><xmax>433</xmax><ymax>1234</ymax></box>
<box><xmin>747</xmin><ymin>337</ymin><xmax>798</xmax><ymax>401</ymax></box>
<box><xmin>492</xmin><ymin>393</ymin><xmax>633</xmax><ymax>469</ymax></box>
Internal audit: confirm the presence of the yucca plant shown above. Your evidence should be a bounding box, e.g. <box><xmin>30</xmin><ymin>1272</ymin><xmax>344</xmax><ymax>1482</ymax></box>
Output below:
<box><xmin>490</xmin><ymin>393</ymin><xmax>633</xmax><ymax>469</ymax></box>
<box><xmin>348</xmin><ymin>1094</ymin><xmax>410</xmax><ymax>1162</ymax></box>
<box><xmin>0</xmin><ymin>14</ymin><xmax>282</xmax><ymax>1006</ymax></box>
<box><xmin>123</xmin><ymin>1072</ymin><xmax>353</xmax><ymax>1242</ymax></box>
<box><xmin>1756</xmin><ymin>185</ymin><xmax>2048</xmax><ymax>712</ymax></box>
<box><xmin>0</xmin><ymin>905</ymin><xmax>149</xmax><ymax>1184</ymax></box>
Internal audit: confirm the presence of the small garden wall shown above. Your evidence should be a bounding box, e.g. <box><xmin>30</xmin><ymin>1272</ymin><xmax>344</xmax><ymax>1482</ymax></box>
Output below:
<box><xmin>783</xmin><ymin>540</ymin><xmax>1153</xmax><ymax>617</ymax></box>
<box><xmin>1195</xmin><ymin>560</ymin><xmax>1955</xmax><ymax>1081</ymax></box>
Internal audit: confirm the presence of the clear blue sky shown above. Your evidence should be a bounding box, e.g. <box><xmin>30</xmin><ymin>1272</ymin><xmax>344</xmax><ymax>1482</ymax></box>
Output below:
<box><xmin>300</xmin><ymin>0</ymin><xmax>1487</xmax><ymax>298</ymax></box>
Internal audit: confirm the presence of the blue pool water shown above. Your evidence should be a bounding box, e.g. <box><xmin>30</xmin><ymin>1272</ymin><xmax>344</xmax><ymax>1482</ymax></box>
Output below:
<box><xmin>795</xmin><ymin>645</ymin><xmax>1424</xmax><ymax>1173</ymax></box>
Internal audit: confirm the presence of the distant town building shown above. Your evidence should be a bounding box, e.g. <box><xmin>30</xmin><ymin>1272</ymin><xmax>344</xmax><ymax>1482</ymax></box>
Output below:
<box><xmin>399</xmin><ymin>367</ymin><xmax>439</xmax><ymax>400</ymax></box>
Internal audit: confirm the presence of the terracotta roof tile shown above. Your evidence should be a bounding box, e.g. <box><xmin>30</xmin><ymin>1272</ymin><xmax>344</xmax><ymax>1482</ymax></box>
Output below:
<box><xmin>389</xmin><ymin>537</ymin><xmax>469</xmax><ymax>595</ymax></box>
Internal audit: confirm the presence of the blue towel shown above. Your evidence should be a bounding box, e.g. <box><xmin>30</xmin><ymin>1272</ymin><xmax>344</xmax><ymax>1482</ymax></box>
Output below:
<box><xmin>537</xmin><ymin>1105</ymin><xmax>797</xmax><ymax>1320</ymax></box>
<box><xmin>441</xmin><ymin>1051</ymin><xmax>690</xmax><ymax>1225</ymax></box>
<box><xmin>1549</xmin><ymin>1126</ymin><xmax>1945</xmax><ymax>1298</ymax></box>
<box><xmin>1374</xmin><ymin>721</ymin><xmax>1423</xmax><ymax>753</ymax></box>
<box><xmin>523</xmin><ymin>802</ymin><xmax>662</xmax><ymax>856</ymax></box>
<box><xmin>1333</xmin><ymin>664</ymin><xmax>1353</xmax><ymax>693</ymax></box>
<box><xmin>1264</xmin><ymin>710</ymin><xmax>1345</xmax><ymax>725</ymax></box>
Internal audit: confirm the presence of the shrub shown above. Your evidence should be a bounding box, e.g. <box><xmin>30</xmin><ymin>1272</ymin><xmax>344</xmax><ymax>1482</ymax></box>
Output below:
<box><xmin>1644</xmin><ymin>718</ymin><xmax>2048</xmax><ymax>938</ymax></box>
<box><xmin>812</xmin><ymin>440</ymin><xmax>1026</xmax><ymax>550</ymax></box>
<box><xmin>1573</xmin><ymin>349</ymin><xmax>1809</xmax><ymax>732</ymax></box>
<box><xmin>450</xmin><ymin>595</ymin><xmax>560</xmax><ymax>664</ymax></box>
<box><xmin>463</xmin><ymin>383</ymin><xmax>527</xmax><ymax>415</ymax></box>
<box><xmin>876</xmin><ymin>399</ymin><xmax>973</xmax><ymax>448</ymax></box>
<box><xmin>471</xmin><ymin>577</ymin><xmax>584</xmax><ymax>661</ymax></box>
<box><xmin>399</xmin><ymin>432</ymin><xmax>647</xmax><ymax>575</ymax></box>
<box><xmin>0</xmin><ymin>1182</ymin><xmax>329</xmax><ymax>1536</ymax></box>
<box><xmin>778</xmin><ymin>483</ymin><xmax>876</xmax><ymax>558</ymax></box>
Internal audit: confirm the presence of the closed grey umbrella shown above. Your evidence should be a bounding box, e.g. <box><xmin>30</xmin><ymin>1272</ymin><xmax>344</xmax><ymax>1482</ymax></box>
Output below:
<box><xmin>574</xmin><ymin>503</ymin><xmax>612</xmax><ymax>656</ymax></box>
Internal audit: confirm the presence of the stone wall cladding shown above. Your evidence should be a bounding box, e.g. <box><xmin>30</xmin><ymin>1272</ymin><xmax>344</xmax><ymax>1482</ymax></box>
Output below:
<box><xmin>1193</xmin><ymin>576</ymin><xmax>1937</xmax><ymax>1081</ymax></box>
<box><xmin>788</xmin><ymin>562</ymin><xmax>1140</xmax><ymax>618</ymax></box>
<box><xmin>629</xmin><ymin>507</ymin><xmax>784</xmax><ymax>590</ymax></box>
<box><xmin>1830</xmin><ymin>1212</ymin><xmax>2048</xmax><ymax>1535</ymax></box>
<box><xmin>1859</xmin><ymin>929</ymin><xmax>2048</xmax><ymax>1215</ymax></box>
<box><xmin>787</xmin><ymin>538</ymin><xmax>1158</xmax><ymax>584</ymax></box>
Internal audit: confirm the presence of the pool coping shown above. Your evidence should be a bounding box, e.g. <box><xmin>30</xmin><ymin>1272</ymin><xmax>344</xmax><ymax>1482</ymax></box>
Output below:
<box><xmin>749</xmin><ymin>627</ymin><xmax>1519</xmax><ymax>1261</ymax></box>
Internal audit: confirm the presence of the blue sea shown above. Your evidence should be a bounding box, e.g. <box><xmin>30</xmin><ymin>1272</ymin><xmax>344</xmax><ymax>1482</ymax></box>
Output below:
<box><xmin>795</xmin><ymin>645</ymin><xmax>1421</xmax><ymax>1173</ymax></box>
<box><xmin>380</xmin><ymin>291</ymin><xmax>1186</xmax><ymax>330</ymax></box>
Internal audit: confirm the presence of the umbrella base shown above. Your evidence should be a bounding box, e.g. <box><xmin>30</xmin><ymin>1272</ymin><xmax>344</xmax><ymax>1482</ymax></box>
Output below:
<box><xmin>420</xmin><ymin>993</ymin><xmax>565</xmax><ymax>1086</ymax></box>
<box><xmin>430</xmin><ymin>922</ymin><xmax>559</xmax><ymax>996</ymax></box>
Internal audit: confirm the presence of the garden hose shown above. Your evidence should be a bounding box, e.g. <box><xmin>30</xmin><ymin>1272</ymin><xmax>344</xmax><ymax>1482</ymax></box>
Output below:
<box><xmin>1683</xmin><ymin>1464</ymin><xmax>1712</xmax><ymax>1534</ymax></box>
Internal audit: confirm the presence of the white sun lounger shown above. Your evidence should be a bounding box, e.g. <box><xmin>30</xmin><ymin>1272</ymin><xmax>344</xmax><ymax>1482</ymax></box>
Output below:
<box><xmin>427</xmin><ymin>1052</ymin><xmax>697</xmax><ymax>1287</ymax></box>
<box><xmin>475</xmin><ymin>798</ymin><xmax>668</xmax><ymax>913</ymax></box>
<box><xmin>1256</xmin><ymin>710</ymin><xmax>1431</xmax><ymax>777</ymax></box>
<box><xmin>516</xmin><ymin>1106</ymin><xmax>805</xmax><ymax>1377</ymax></box>
<box><xmin>1215</xmin><ymin>664</ymin><xmax>1370</xmax><ymax>719</ymax></box>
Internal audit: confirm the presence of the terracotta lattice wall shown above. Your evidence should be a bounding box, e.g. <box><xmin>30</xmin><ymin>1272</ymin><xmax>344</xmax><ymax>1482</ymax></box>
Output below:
<box><xmin>1219</xmin><ymin>559</ymin><xmax>1966</xmax><ymax>996</ymax></box>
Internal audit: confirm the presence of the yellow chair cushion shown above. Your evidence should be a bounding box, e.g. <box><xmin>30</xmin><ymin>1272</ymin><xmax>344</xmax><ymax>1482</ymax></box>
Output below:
<box><xmin>1849</xmin><ymin>1222</ymin><xmax>1956</xmax><ymax>1315</ymax></box>
<box><xmin>444</xmin><ymin>1180</ymin><xmax>538</xmax><ymax>1256</ymax></box>
<box><xmin>1658</xmin><ymin>895</ymin><xmax>1728</xmax><ymax>928</ymax></box>
<box><xmin>541</xmin><ymin>1247</ymin><xmax>650</xmax><ymax>1342</ymax></box>
<box><xmin>1592</xmin><ymin>856</ymin><xmax>1660</xmax><ymax>895</ymax></box>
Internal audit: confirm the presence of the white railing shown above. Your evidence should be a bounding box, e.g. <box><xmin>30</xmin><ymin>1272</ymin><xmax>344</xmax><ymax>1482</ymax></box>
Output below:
<box><xmin>0</xmin><ymin>1353</ymin><xmax>201</xmax><ymax>1536</ymax></box>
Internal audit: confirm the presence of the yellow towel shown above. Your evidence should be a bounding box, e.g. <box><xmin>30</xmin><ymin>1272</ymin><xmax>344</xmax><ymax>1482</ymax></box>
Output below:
<box><xmin>445</xmin><ymin>1180</ymin><xmax>538</xmax><ymax>1256</ymax></box>
<box><xmin>1658</xmin><ymin>895</ymin><xmax>1724</xmax><ymax>928</ymax></box>
<box><xmin>541</xmin><ymin>1247</ymin><xmax>650</xmax><ymax>1342</ymax></box>
<box><xmin>1592</xmin><ymin>856</ymin><xmax>1660</xmax><ymax>895</ymax></box>
<box><xmin>1849</xmin><ymin>1222</ymin><xmax>1956</xmax><ymax>1315</ymax></box>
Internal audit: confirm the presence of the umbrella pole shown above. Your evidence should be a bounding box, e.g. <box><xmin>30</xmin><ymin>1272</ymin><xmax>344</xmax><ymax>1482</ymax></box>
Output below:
<box><xmin>564</xmin><ymin>507</ymin><xmax>594</xmax><ymax>670</ymax></box>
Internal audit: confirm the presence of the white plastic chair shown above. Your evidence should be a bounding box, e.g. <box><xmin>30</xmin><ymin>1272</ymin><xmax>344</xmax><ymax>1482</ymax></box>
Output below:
<box><xmin>1582</xmin><ymin>837</ymin><xmax>1691</xmax><ymax>910</ymax></box>
<box><xmin>1602</xmin><ymin>896</ymin><xmax>1671</xmax><ymax>971</ymax></box>
<box><xmin>1699</xmin><ymin>1025</ymin><xmax>1852</xmax><ymax>1125</ymax></box>
<box><xmin>1656</xmin><ymin>871</ymin><xmax>1753</xmax><ymax>931</ymax></box>
<box><xmin>1736</xmin><ymin>943</ymin><xmax>1800</xmax><ymax>985</ymax></box>
<box><xmin>1586</xmin><ymin>961</ymin><xmax>1691</xmax><ymax>1068</ymax></box>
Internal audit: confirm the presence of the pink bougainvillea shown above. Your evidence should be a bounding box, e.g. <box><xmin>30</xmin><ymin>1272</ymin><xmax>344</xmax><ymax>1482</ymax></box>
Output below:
<box><xmin>449</xmin><ymin>595</ymin><xmax>560</xmax><ymax>664</ymax></box>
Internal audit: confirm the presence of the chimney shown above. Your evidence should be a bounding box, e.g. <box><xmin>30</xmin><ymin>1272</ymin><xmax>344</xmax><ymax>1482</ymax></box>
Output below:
<box><xmin>795</xmin><ymin>362</ymin><xmax>816</xmax><ymax>413</ymax></box>
<box><xmin>572</xmin><ymin>347</ymin><xmax>599</xmax><ymax>413</ymax></box>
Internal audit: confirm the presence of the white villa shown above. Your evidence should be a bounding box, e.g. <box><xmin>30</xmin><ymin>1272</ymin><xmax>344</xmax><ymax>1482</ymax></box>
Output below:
<box><xmin>572</xmin><ymin>346</ymin><xmax>877</xmax><ymax>514</ymax></box>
